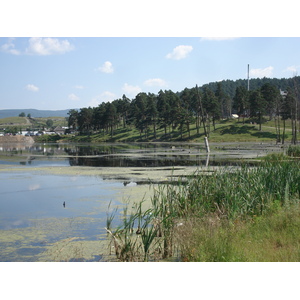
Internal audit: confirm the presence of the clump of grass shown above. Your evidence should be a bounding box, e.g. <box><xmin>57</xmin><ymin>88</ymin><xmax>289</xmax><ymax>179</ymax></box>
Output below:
<box><xmin>105</xmin><ymin>200</ymin><xmax>163</xmax><ymax>261</ymax></box>
<box><xmin>287</xmin><ymin>145</ymin><xmax>300</xmax><ymax>157</ymax></box>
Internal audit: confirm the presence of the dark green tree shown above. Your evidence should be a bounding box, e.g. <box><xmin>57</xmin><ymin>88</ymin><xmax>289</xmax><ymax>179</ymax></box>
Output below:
<box><xmin>68</xmin><ymin>109</ymin><xmax>79</xmax><ymax>129</ymax></box>
<box><xmin>157</xmin><ymin>90</ymin><xmax>171</xmax><ymax>135</ymax></box>
<box><xmin>249</xmin><ymin>89</ymin><xmax>267</xmax><ymax>131</ymax></box>
<box><xmin>203</xmin><ymin>87</ymin><xmax>221</xmax><ymax>132</ymax></box>
<box><xmin>105</xmin><ymin>102</ymin><xmax>117</xmax><ymax>137</ymax></box>
<box><xmin>215</xmin><ymin>82</ymin><xmax>231</xmax><ymax>119</ymax></box>
<box><xmin>233</xmin><ymin>86</ymin><xmax>249</xmax><ymax>122</ymax></box>
<box><xmin>46</xmin><ymin>119</ymin><xmax>54</xmax><ymax>128</ymax></box>
<box><xmin>132</xmin><ymin>93</ymin><xmax>148</xmax><ymax>137</ymax></box>
<box><xmin>260</xmin><ymin>83</ymin><xmax>280</xmax><ymax>120</ymax></box>
<box><xmin>78</xmin><ymin>107</ymin><xmax>93</xmax><ymax>133</ymax></box>
<box><xmin>180</xmin><ymin>88</ymin><xmax>194</xmax><ymax>138</ymax></box>
<box><xmin>146</xmin><ymin>93</ymin><xmax>158</xmax><ymax>139</ymax></box>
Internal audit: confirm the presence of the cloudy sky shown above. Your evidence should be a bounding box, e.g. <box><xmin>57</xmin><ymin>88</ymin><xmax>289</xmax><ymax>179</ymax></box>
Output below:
<box><xmin>1</xmin><ymin>2</ymin><xmax>299</xmax><ymax>111</ymax></box>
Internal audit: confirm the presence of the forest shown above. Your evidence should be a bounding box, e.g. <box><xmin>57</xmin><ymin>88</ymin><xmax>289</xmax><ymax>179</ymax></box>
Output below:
<box><xmin>67</xmin><ymin>76</ymin><xmax>300</xmax><ymax>144</ymax></box>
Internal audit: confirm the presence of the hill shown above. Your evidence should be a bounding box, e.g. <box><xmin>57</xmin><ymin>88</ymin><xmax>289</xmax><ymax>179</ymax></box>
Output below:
<box><xmin>0</xmin><ymin>109</ymin><xmax>72</xmax><ymax>119</ymax></box>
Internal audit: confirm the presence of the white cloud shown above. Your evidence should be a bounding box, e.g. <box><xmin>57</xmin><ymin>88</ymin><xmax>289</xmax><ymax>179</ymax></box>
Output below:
<box><xmin>166</xmin><ymin>45</ymin><xmax>193</xmax><ymax>60</ymax></box>
<box><xmin>200</xmin><ymin>37</ymin><xmax>239</xmax><ymax>41</ymax></box>
<box><xmin>122</xmin><ymin>83</ymin><xmax>142</xmax><ymax>96</ymax></box>
<box><xmin>74</xmin><ymin>85</ymin><xmax>84</xmax><ymax>89</ymax></box>
<box><xmin>89</xmin><ymin>91</ymin><xmax>116</xmax><ymax>107</ymax></box>
<box><xmin>1</xmin><ymin>38</ymin><xmax>20</xmax><ymax>55</ymax></box>
<box><xmin>144</xmin><ymin>78</ymin><xmax>167</xmax><ymax>87</ymax></box>
<box><xmin>98</xmin><ymin>61</ymin><xmax>114</xmax><ymax>73</ymax></box>
<box><xmin>284</xmin><ymin>65</ymin><xmax>300</xmax><ymax>74</ymax></box>
<box><xmin>249</xmin><ymin>66</ymin><xmax>274</xmax><ymax>78</ymax></box>
<box><xmin>26</xmin><ymin>84</ymin><xmax>39</xmax><ymax>92</ymax></box>
<box><xmin>68</xmin><ymin>93</ymin><xmax>80</xmax><ymax>101</ymax></box>
<box><xmin>25</xmin><ymin>37</ymin><xmax>74</xmax><ymax>55</ymax></box>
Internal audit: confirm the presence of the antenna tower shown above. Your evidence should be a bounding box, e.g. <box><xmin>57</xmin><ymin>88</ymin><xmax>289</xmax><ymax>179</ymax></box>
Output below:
<box><xmin>247</xmin><ymin>64</ymin><xmax>250</xmax><ymax>91</ymax></box>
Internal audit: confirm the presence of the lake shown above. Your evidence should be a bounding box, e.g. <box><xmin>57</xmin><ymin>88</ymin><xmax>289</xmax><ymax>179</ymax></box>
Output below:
<box><xmin>0</xmin><ymin>141</ymin><xmax>285</xmax><ymax>261</ymax></box>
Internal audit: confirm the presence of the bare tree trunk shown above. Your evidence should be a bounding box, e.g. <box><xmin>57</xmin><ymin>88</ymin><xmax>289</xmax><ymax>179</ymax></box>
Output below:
<box><xmin>282</xmin><ymin>118</ymin><xmax>286</xmax><ymax>145</ymax></box>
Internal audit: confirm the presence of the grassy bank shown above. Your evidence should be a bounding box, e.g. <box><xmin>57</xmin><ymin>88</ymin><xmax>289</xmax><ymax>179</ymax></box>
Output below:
<box><xmin>106</xmin><ymin>154</ymin><xmax>300</xmax><ymax>261</ymax></box>
<box><xmin>56</xmin><ymin>118</ymin><xmax>294</xmax><ymax>143</ymax></box>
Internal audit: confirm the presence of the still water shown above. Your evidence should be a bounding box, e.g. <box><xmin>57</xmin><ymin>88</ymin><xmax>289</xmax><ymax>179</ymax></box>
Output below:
<box><xmin>0</xmin><ymin>142</ymin><xmax>284</xmax><ymax>261</ymax></box>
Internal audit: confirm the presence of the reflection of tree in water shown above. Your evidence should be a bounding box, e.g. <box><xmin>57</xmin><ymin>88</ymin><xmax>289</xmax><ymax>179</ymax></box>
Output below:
<box><xmin>67</xmin><ymin>154</ymin><xmax>215</xmax><ymax>168</ymax></box>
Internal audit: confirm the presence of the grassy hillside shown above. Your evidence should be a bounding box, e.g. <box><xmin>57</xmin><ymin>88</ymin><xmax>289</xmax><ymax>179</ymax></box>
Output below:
<box><xmin>0</xmin><ymin>109</ymin><xmax>70</xmax><ymax>119</ymax></box>
<box><xmin>1</xmin><ymin>114</ymin><xmax>293</xmax><ymax>144</ymax></box>
<box><xmin>0</xmin><ymin>116</ymin><xmax>67</xmax><ymax>132</ymax></box>
<box><xmin>0</xmin><ymin>116</ymin><xmax>29</xmax><ymax>125</ymax></box>
<box><xmin>60</xmin><ymin>118</ymin><xmax>293</xmax><ymax>144</ymax></box>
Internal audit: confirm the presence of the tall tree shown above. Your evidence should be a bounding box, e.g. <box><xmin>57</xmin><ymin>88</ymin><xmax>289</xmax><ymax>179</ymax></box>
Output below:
<box><xmin>215</xmin><ymin>82</ymin><xmax>231</xmax><ymax>119</ymax></box>
<box><xmin>249</xmin><ymin>89</ymin><xmax>266</xmax><ymax>131</ymax></box>
<box><xmin>132</xmin><ymin>92</ymin><xmax>148</xmax><ymax>137</ymax></box>
<box><xmin>146</xmin><ymin>93</ymin><xmax>158</xmax><ymax>139</ymax></box>
<box><xmin>260</xmin><ymin>83</ymin><xmax>280</xmax><ymax>120</ymax></box>
<box><xmin>180</xmin><ymin>88</ymin><xmax>194</xmax><ymax>138</ymax></box>
<box><xmin>68</xmin><ymin>109</ymin><xmax>79</xmax><ymax>130</ymax></box>
<box><xmin>157</xmin><ymin>90</ymin><xmax>171</xmax><ymax>135</ymax></box>
<box><xmin>78</xmin><ymin>107</ymin><xmax>93</xmax><ymax>133</ymax></box>
<box><xmin>190</xmin><ymin>87</ymin><xmax>203</xmax><ymax>134</ymax></box>
<box><xmin>203</xmin><ymin>87</ymin><xmax>221</xmax><ymax>132</ymax></box>
<box><xmin>233</xmin><ymin>86</ymin><xmax>249</xmax><ymax>122</ymax></box>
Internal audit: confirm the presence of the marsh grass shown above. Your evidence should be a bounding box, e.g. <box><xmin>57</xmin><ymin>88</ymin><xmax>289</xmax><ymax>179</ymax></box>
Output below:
<box><xmin>287</xmin><ymin>145</ymin><xmax>300</xmax><ymax>157</ymax></box>
<box><xmin>106</xmin><ymin>157</ymin><xmax>300</xmax><ymax>261</ymax></box>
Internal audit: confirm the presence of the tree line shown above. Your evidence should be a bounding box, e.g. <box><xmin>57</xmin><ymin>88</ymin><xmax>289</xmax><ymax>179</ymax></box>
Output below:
<box><xmin>68</xmin><ymin>76</ymin><xmax>300</xmax><ymax>144</ymax></box>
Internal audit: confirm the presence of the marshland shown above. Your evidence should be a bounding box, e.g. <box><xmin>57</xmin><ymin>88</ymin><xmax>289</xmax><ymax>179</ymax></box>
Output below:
<box><xmin>1</xmin><ymin>137</ymin><xmax>300</xmax><ymax>262</ymax></box>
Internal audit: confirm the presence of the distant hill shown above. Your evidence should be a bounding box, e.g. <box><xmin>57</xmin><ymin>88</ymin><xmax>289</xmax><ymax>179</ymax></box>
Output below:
<box><xmin>0</xmin><ymin>109</ymin><xmax>72</xmax><ymax>119</ymax></box>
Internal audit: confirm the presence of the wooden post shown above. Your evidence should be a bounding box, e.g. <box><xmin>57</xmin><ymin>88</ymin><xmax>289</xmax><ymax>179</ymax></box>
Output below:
<box><xmin>204</xmin><ymin>136</ymin><xmax>210</xmax><ymax>153</ymax></box>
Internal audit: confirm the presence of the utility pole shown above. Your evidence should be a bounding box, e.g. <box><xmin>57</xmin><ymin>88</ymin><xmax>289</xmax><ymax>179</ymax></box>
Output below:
<box><xmin>247</xmin><ymin>64</ymin><xmax>250</xmax><ymax>91</ymax></box>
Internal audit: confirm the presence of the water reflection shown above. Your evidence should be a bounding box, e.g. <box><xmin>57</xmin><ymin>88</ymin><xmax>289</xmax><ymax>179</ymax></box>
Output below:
<box><xmin>1</xmin><ymin>142</ymin><xmax>274</xmax><ymax>168</ymax></box>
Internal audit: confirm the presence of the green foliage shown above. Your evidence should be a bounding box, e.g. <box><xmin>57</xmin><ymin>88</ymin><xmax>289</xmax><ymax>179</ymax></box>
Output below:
<box><xmin>65</xmin><ymin>77</ymin><xmax>300</xmax><ymax>143</ymax></box>
<box><xmin>287</xmin><ymin>145</ymin><xmax>300</xmax><ymax>157</ymax></box>
<box><xmin>35</xmin><ymin>134</ymin><xmax>61</xmax><ymax>142</ymax></box>
<box><xmin>108</xmin><ymin>159</ymin><xmax>300</xmax><ymax>261</ymax></box>
<box><xmin>46</xmin><ymin>119</ymin><xmax>54</xmax><ymax>128</ymax></box>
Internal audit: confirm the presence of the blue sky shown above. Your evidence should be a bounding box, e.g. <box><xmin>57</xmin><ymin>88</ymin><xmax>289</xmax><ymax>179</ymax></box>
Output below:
<box><xmin>1</xmin><ymin>1</ymin><xmax>299</xmax><ymax>111</ymax></box>
<box><xmin>1</xmin><ymin>37</ymin><xmax>300</xmax><ymax>110</ymax></box>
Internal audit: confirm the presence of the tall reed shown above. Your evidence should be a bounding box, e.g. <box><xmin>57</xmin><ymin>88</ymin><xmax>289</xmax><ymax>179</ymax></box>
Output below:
<box><xmin>106</xmin><ymin>158</ymin><xmax>300</xmax><ymax>261</ymax></box>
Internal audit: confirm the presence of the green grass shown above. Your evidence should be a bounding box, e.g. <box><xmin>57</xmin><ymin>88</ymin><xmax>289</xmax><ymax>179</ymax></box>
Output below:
<box><xmin>0</xmin><ymin>117</ymin><xmax>28</xmax><ymax>125</ymax></box>
<box><xmin>61</xmin><ymin>118</ymin><xmax>294</xmax><ymax>143</ymax></box>
<box><xmin>0</xmin><ymin>116</ymin><xmax>67</xmax><ymax>131</ymax></box>
<box><xmin>177</xmin><ymin>204</ymin><xmax>300</xmax><ymax>262</ymax></box>
<box><xmin>0</xmin><ymin>115</ymin><xmax>294</xmax><ymax>143</ymax></box>
<box><xmin>107</xmin><ymin>157</ymin><xmax>300</xmax><ymax>261</ymax></box>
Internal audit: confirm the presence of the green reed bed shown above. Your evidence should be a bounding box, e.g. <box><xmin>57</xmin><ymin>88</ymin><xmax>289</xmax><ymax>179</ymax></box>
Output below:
<box><xmin>106</xmin><ymin>157</ymin><xmax>300</xmax><ymax>261</ymax></box>
<box><xmin>287</xmin><ymin>145</ymin><xmax>300</xmax><ymax>157</ymax></box>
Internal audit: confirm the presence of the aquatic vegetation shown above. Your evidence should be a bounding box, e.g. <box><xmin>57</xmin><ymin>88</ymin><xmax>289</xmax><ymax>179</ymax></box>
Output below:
<box><xmin>107</xmin><ymin>159</ymin><xmax>300</xmax><ymax>261</ymax></box>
